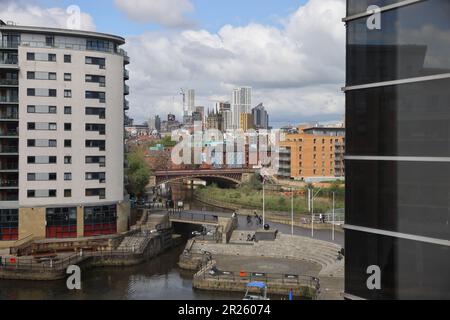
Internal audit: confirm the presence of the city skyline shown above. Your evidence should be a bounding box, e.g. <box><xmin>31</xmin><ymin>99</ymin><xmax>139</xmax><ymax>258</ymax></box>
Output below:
<box><xmin>0</xmin><ymin>0</ymin><xmax>346</xmax><ymax>127</ymax></box>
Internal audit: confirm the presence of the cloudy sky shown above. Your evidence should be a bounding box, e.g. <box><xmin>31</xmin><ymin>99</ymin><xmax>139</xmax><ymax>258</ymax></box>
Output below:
<box><xmin>0</xmin><ymin>0</ymin><xmax>346</xmax><ymax>127</ymax></box>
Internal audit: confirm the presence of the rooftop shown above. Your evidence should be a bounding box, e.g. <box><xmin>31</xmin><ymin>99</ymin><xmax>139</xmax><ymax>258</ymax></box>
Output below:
<box><xmin>0</xmin><ymin>21</ymin><xmax>125</xmax><ymax>45</ymax></box>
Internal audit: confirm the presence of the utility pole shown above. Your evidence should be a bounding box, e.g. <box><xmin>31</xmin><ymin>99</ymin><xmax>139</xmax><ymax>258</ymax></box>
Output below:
<box><xmin>311</xmin><ymin>188</ymin><xmax>321</xmax><ymax>239</ymax></box>
<box><xmin>262</xmin><ymin>177</ymin><xmax>265</xmax><ymax>227</ymax></box>
<box><xmin>291</xmin><ymin>187</ymin><xmax>294</xmax><ymax>236</ymax></box>
<box><xmin>332</xmin><ymin>192</ymin><xmax>336</xmax><ymax>242</ymax></box>
<box><xmin>311</xmin><ymin>188</ymin><xmax>314</xmax><ymax>238</ymax></box>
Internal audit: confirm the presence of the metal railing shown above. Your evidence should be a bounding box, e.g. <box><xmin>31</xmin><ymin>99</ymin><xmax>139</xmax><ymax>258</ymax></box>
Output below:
<box><xmin>0</xmin><ymin>146</ymin><xmax>18</xmax><ymax>153</ymax></box>
<box><xmin>168</xmin><ymin>211</ymin><xmax>219</xmax><ymax>223</ymax></box>
<box><xmin>0</xmin><ymin>130</ymin><xmax>19</xmax><ymax>137</ymax></box>
<box><xmin>0</xmin><ymin>164</ymin><xmax>19</xmax><ymax>171</ymax></box>
<box><xmin>0</xmin><ymin>79</ymin><xmax>18</xmax><ymax>86</ymax></box>
<box><xmin>0</xmin><ymin>241</ymin><xmax>157</xmax><ymax>273</ymax></box>
<box><xmin>196</xmin><ymin>266</ymin><xmax>320</xmax><ymax>291</ymax></box>
<box><xmin>0</xmin><ymin>40</ymin><xmax>127</xmax><ymax>57</ymax></box>
<box><xmin>0</xmin><ymin>180</ymin><xmax>18</xmax><ymax>187</ymax></box>
<box><xmin>0</xmin><ymin>96</ymin><xmax>18</xmax><ymax>103</ymax></box>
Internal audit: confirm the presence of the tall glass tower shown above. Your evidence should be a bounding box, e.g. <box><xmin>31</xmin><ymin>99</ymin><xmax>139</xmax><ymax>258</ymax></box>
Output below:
<box><xmin>344</xmin><ymin>0</ymin><xmax>450</xmax><ymax>300</ymax></box>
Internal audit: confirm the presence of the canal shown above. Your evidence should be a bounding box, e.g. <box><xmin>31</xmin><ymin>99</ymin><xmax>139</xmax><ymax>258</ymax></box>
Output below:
<box><xmin>0</xmin><ymin>182</ymin><xmax>343</xmax><ymax>300</ymax></box>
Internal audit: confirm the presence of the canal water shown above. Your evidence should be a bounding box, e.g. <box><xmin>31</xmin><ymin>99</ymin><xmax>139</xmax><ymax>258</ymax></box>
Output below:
<box><xmin>0</xmin><ymin>245</ymin><xmax>244</xmax><ymax>300</ymax></box>
<box><xmin>0</xmin><ymin>182</ymin><xmax>342</xmax><ymax>300</ymax></box>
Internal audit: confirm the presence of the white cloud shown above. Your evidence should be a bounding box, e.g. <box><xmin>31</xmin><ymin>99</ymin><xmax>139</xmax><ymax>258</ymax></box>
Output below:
<box><xmin>115</xmin><ymin>0</ymin><xmax>195</xmax><ymax>28</ymax></box>
<box><xmin>125</xmin><ymin>0</ymin><xmax>346</xmax><ymax>126</ymax></box>
<box><xmin>0</xmin><ymin>0</ymin><xmax>95</xmax><ymax>31</ymax></box>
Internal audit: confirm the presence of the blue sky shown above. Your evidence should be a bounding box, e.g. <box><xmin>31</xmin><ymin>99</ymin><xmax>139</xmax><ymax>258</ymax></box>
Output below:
<box><xmin>40</xmin><ymin>0</ymin><xmax>308</xmax><ymax>36</ymax></box>
<box><xmin>7</xmin><ymin>0</ymin><xmax>345</xmax><ymax>126</ymax></box>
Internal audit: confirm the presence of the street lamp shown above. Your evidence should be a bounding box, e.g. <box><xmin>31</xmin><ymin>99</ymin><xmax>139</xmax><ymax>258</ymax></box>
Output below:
<box><xmin>291</xmin><ymin>187</ymin><xmax>294</xmax><ymax>236</ymax></box>
<box><xmin>332</xmin><ymin>191</ymin><xmax>336</xmax><ymax>242</ymax></box>
<box><xmin>262</xmin><ymin>177</ymin><xmax>265</xmax><ymax>227</ymax></box>
<box><xmin>310</xmin><ymin>187</ymin><xmax>321</xmax><ymax>238</ymax></box>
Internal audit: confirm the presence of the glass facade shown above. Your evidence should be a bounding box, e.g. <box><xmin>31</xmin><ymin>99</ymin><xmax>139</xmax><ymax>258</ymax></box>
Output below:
<box><xmin>346</xmin><ymin>78</ymin><xmax>450</xmax><ymax>157</ymax></box>
<box><xmin>84</xmin><ymin>205</ymin><xmax>117</xmax><ymax>237</ymax></box>
<box><xmin>46</xmin><ymin>207</ymin><xmax>77</xmax><ymax>239</ymax></box>
<box><xmin>0</xmin><ymin>209</ymin><xmax>18</xmax><ymax>241</ymax></box>
<box><xmin>347</xmin><ymin>0</ymin><xmax>450</xmax><ymax>86</ymax></box>
<box><xmin>345</xmin><ymin>0</ymin><xmax>450</xmax><ymax>300</ymax></box>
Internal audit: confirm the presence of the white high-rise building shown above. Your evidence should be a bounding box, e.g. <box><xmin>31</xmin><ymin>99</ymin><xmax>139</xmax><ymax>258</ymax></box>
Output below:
<box><xmin>187</xmin><ymin>89</ymin><xmax>195</xmax><ymax>116</ymax></box>
<box><xmin>231</xmin><ymin>87</ymin><xmax>251</xmax><ymax>129</ymax></box>
<box><xmin>0</xmin><ymin>22</ymin><xmax>130</xmax><ymax>245</ymax></box>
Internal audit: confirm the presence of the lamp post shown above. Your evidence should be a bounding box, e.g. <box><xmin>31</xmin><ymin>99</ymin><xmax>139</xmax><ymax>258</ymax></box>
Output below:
<box><xmin>262</xmin><ymin>177</ymin><xmax>265</xmax><ymax>227</ymax></box>
<box><xmin>310</xmin><ymin>187</ymin><xmax>322</xmax><ymax>238</ymax></box>
<box><xmin>291</xmin><ymin>187</ymin><xmax>294</xmax><ymax>236</ymax></box>
<box><xmin>332</xmin><ymin>192</ymin><xmax>336</xmax><ymax>242</ymax></box>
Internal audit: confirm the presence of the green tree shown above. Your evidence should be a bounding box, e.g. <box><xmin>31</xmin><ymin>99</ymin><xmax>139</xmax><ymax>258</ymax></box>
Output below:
<box><xmin>127</xmin><ymin>150</ymin><xmax>152</xmax><ymax>197</ymax></box>
<box><xmin>160</xmin><ymin>135</ymin><xmax>177</xmax><ymax>148</ymax></box>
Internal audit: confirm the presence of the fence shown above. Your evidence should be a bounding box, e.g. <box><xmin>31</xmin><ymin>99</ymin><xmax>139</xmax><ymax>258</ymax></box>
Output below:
<box><xmin>0</xmin><ymin>243</ymin><xmax>155</xmax><ymax>273</ymax></box>
<box><xmin>168</xmin><ymin>211</ymin><xmax>219</xmax><ymax>224</ymax></box>
<box><xmin>196</xmin><ymin>264</ymin><xmax>320</xmax><ymax>291</ymax></box>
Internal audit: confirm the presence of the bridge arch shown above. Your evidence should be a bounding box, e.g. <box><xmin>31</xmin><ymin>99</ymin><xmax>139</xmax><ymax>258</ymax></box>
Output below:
<box><xmin>152</xmin><ymin>169</ymin><xmax>254</xmax><ymax>188</ymax></box>
<box><xmin>156</xmin><ymin>175</ymin><xmax>241</xmax><ymax>188</ymax></box>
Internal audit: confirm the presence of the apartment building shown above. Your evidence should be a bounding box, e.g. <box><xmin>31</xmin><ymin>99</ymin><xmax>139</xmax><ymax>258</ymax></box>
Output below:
<box><xmin>0</xmin><ymin>22</ymin><xmax>130</xmax><ymax>246</ymax></box>
<box><xmin>239</xmin><ymin>113</ymin><xmax>255</xmax><ymax>132</ymax></box>
<box><xmin>280</xmin><ymin>125</ymin><xmax>345</xmax><ymax>180</ymax></box>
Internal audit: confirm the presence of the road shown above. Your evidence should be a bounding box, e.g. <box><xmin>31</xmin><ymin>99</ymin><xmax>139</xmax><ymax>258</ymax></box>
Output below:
<box><xmin>181</xmin><ymin>209</ymin><xmax>344</xmax><ymax>247</ymax></box>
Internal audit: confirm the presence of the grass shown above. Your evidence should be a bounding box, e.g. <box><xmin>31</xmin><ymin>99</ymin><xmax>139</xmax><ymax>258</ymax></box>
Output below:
<box><xmin>195</xmin><ymin>183</ymin><xmax>344</xmax><ymax>215</ymax></box>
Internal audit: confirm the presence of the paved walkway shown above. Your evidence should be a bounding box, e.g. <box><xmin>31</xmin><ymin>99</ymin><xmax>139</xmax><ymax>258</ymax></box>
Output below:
<box><xmin>214</xmin><ymin>255</ymin><xmax>320</xmax><ymax>276</ymax></box>
<box><xmin>190</xmin><ymin>231</ymin><xmax>345</xmax><ymax>300</ymax></box>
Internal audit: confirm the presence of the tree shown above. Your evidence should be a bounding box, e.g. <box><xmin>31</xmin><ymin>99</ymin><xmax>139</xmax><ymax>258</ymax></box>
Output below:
<box><xmin>160</xmin><ymin>135</ymin><xmax>177</xmax><ymax>148</ymax></box>
<box><xmin>127</xmin><ymin>150</ymin><xmax>152</xmax><ymax>197</ymax></box>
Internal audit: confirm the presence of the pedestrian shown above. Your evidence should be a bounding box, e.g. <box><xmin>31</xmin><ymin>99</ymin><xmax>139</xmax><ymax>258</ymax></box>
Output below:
<box><xmin>319</xmin><ymin>214</ymin><xmax>323</xmax><ymax>224</ymax></box>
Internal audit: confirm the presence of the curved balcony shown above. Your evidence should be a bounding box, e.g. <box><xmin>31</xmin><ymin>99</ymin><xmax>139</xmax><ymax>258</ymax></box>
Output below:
<box><xmin>124</xmin><ymin>84</ymin><xmax>130</xmax><ymax>95</ymax></box>
<box><xmin>124</xmin><ymin>99</ymin><xmax>129</xmax><ymax>111</ymax></box>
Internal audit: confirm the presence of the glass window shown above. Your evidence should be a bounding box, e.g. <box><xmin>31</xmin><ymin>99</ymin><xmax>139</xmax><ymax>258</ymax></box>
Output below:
<box><xmin>86</xmin><ymin>107</ymin><xmax>106</xmax><ymax>119</ymax></box>
<box><xmin>64</xmin><ymin>55</ymin><xmax>71</xmax><ymax>63</ymax></box>
<box><xmin>45</xmin><ymin>36</ymin><xmax>54</xmax><ymax>47</ymax></box>
<box><xmin>84</xmin><ymin>205</ymin><xmax>117</xmax><ymax>236</ymax></box>
<box><xmin>46</xmin><ymin>207</ymin><xmax>77</xmax><ymax>239</ymax></box>
<box><xmin>345</xmin><ymin>230</ymin><xmax>450</xmax><ymax>300</ymax></box>
<box><xmin>64</xmin><ymin>90</ymin><xmax>72</xmax><ymax>98</ymax></box>
<box><xmin>0</xmin><ymin>209</ymin><xmax>18</xmax><ymax>241</ymax></box>
<box><xmin>64</xmin><ymin>106</ymin><xmax>72</xmax><ymax>115</ymax></box>
<box><xmin>346</xmin><ymin>78</ymin><xmax>450</xmax><ymax>157</ymax></box>
<box><xmin>64</xmin><ymin>73</ymin><xmax>71</xmax><ymax>81</ymax></box>
<box><xmin>85</xmin><ymin>56</ymin><xmax>105</xmax><ymax>68</ymax></box>
<box><xmin>347</xmin><ymin>0</ymin><xmax>450</xmax><ymax>86</ymax></box>
<box><xmin>346</xmin><ymin>160</ymin><xmax>450</xmax><ymax>240</ymax></box>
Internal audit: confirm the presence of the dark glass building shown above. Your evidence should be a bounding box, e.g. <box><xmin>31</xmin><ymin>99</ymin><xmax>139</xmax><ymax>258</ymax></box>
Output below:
<box><xmin>344</xmin><ymin>0</ymin><xmax>450</xmax><ymax>299</ymax></box>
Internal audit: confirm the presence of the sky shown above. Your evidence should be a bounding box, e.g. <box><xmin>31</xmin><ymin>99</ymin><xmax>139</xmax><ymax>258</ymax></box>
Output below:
<box><xmin>0</xmin><ymin>0</ymin><xmax>346</xmax><ymax>127</ymax></box>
